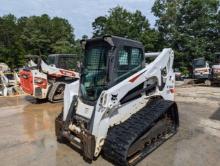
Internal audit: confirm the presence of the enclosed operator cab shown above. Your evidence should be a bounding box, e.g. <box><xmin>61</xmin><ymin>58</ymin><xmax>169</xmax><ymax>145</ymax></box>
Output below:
<box><xmin>79</xmin><ymin>36</ymin><xmax>145</xmax><ymax>104</ymax></box>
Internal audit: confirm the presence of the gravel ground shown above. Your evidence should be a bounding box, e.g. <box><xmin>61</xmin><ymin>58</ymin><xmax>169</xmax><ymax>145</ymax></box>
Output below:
<box><xmin>0</xmin><ymin>86</ymin><xmax>220</xmax><ymax>166</ymax></box>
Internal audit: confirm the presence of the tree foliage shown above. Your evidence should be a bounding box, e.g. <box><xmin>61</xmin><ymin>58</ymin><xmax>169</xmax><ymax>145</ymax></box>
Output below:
<box><xmin>0</xmin><ymin>14</ymin><xmax>80</xmax><ymax>68</ymax></box>
<box><xmin>92</xmin><ymin>6</ymin><xmax>161</xmax><ymax>51</ymax></box>
<box><xmin>152</xmin><ymin>0</ymin><xmax>220</xmax><ymax>69</ymax></box>
<box><xmin>0</xmin><ymin>14</ymin><xmax>25</xmax><ymax>68</ymax></box>
<box><xmin>1</xmin><ymin>2</ymin><xmax>220</xmax><ymax>71</ymax></box>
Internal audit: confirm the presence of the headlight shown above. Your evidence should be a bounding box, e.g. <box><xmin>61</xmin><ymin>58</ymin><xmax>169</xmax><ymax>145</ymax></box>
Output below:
<box><xmin>34</xmin><ymin>77</ymin><xmax>44</xmax><ymax>84</ymax></box>
<box><xmin>100</xmin><ymin>92</ymin><xmax>108</xmax><ymax>107</ymax></box>
<box><xmin>34</xmin><ymin>77</ymin><xmax>47</xmax><ymax>89</ymax></box>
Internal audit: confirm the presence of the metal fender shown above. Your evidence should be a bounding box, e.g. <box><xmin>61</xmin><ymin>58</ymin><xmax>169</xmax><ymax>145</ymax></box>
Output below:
<box><xmin>63</xmin><ymin>80</ymin><xmax>79</xmax><ymax>121</ymax></box>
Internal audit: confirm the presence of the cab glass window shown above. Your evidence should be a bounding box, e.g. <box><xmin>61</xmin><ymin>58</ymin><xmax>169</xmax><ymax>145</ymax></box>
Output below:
<box><xmin>116</xmin><ymin>46</ymin><xmax>143</xmax><ymax>79</ymax></box>
<box><xmin>59</xmin><ymin>57</ymin><xmax>76</xmax><ymax>70</ymax></box>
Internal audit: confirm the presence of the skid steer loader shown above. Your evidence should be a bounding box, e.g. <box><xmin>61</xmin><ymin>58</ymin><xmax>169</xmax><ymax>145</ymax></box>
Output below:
<box><xmin>55</xmin><ymin>36</ymin><xmax>179</xmax><ymax>165</ymax></box>
<box><xmin>20</xmin><ymin>54</ymin><xmax>79</xmax><ymax>102</ymax></box>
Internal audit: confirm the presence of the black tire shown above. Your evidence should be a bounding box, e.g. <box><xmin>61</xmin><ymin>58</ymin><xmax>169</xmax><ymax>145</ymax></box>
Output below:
<box><xmin>35</xmin><ymin>98</ymin><xmax>45</xmax><ymax>104</ymax></box>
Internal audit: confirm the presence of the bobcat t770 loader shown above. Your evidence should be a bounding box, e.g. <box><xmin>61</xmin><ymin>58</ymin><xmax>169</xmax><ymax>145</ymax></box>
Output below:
<box><xmin>55</xmin><ymin>36</ymin><xmax>179</xmax><ymax>165</ymax></box>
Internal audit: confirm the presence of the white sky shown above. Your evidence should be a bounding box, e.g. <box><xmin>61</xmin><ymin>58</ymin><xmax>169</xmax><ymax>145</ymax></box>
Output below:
<box><xmin>0</xmin><ymin>0</ymin><xmax>156</xmax><ymax>39</ymax></box>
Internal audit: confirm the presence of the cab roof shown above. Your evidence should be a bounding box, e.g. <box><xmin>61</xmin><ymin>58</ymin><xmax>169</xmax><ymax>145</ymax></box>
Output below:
<box><xmin>48</xmin><ymin>54</ymin><xmax>76</xmax><ymax>57</ymax></box>
<box><xmin>84</xmin><ymin>35</ymin><xmax>144</xmax><ymax>49</ymax></box>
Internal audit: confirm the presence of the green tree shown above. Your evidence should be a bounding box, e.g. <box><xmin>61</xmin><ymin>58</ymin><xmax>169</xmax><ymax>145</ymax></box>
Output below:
<box><xmin>92</xmin><ymin>16</ymin><xmax>107</xmax><ymax>37</ymax></box>
<box><xmin>51</xmin><ymin>40</ymin><xmax>74</xmax><ymax>54</ymax></box>
<box><xmin>0</xmin><ymin>14</ymin><xmax>81</xmax><ymax>68</ymax></box>
<box><xmin>214</xmin><ymin>10</ymin><xmax>220</xmax><ymax>52</ymax></box>
<box><xmin>0</xmin><ymin>14</ymin><xmax>25</xmax><ymax>68</ymax></box>
<box><xmin>49</xmin><ymin>17</ymin><xmax>75</xmax><ymax>53</ymax></box>
<box><xmin>92</xmin><ymin>6</ymin><xmax>161</xmax><ymax>51</ymax></box>
<box><xmin>82</xmin><ymin>35</ymin><xmax>88</xmax><ymax>40</ymax></box>
<box><xmin>152</xmin><ymin>0</ymin><xmax>220</xmax><ymax>69</ymax></box>
<box><xmin>19</xmin><ymin>14</ymin><xmax>53</xmax><ymax>55</ymax></box>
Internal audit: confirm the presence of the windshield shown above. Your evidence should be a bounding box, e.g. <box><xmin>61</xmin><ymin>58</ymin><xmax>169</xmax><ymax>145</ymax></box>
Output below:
<box><xmin>47</xmin><ymin>56</ymin><xmax>56</xmax><ymax>66</ymax></box>
<box><xmin>58</xmin><ymin>56</ymin><xmax>77</xmax><ymax>70</ymax></box>
<box><xmin>193</xmin><ymin>58</ymin><xmax>205</xmax><ymax>68</ymax></box>
<box><xmin>80</xmin><ymin>43</ymin><xmax>110</xmax><ymax>101</ymax></box>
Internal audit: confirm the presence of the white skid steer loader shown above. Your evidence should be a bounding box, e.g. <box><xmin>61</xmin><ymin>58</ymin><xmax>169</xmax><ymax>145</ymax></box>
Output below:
<box><xmin>19</xmin><ymin>54</ymin><xmax>79</xmax><ymax>102</ymax></box>
<box><xmin>55</xmin><ymin>36</ymin><xmax>179</xmax><ymax>166</ymax></box>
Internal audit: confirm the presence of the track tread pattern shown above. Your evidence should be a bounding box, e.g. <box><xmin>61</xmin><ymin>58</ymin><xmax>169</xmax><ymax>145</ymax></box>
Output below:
<box><xmin>103</xmin><ymin>99</ymin><xmax>175</xmax><ymax>166</ymax></box>
<box><xmin>48</xmin><ymin>82</ymin><xmax>65</xmax><ymax>102</ymax></box>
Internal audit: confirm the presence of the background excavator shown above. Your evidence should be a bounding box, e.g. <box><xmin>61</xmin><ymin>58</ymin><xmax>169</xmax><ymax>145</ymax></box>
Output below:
<box><xmin>55</xmin><ymin>36</ymin><xmax>179</xmax><ymax>165</ymax></box>
<box><xmin>192</xmin><ymin>53</ymin><xmax>220</xmax><ymax>86</ymax></box>
<box><xmin>19</xmin><ymin>54</ymin><xmax>79</xmax><ymax>102</ymax></box>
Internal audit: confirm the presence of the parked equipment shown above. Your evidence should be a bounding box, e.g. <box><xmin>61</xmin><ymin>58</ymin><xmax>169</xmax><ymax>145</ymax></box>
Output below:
<box><xmin>0</xmin><ymin>63</ymin><xmax>21</xmax><ymax>96</ymax></box>
<box><xmin>192</xmin><ymin>57</ymin><xmax>211</xmax><ymax>85</ymax></box>
<box><xmin>55</xmin><ymin>36</ymin><xmax>179</xmax><ymax>165</ymax></box>
<box><xmin>211</xmin><ymin>52</ymin><xmax>220</xmax><ymax>84</ymax></box>
<box><xmin>174</xmin><ymin>68</ymin><xmax>182</xmax><ymax>81</ymax></box>
<box><xmin>19</xmin><ymin>54</ymin><xmax>79</xmax><ymax>102</ymax></box>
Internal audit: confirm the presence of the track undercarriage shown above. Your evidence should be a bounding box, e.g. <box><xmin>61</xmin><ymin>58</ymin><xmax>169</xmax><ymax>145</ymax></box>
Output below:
<box><xmin>48</xmin><ymin>82</ymin><xmax>65</xmax><ymax>102</ymax></box>
<box><xmin>103</xmin><ymin>99</ymin><xmax>179</xmax><ymax>166</ymax></box>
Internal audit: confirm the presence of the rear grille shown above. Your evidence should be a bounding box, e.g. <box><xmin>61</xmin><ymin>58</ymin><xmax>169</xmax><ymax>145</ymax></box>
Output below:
<box><xmin>35</xmin><ymin>87</ymin><xmax>42</xmax><ymax>97</ymax></box>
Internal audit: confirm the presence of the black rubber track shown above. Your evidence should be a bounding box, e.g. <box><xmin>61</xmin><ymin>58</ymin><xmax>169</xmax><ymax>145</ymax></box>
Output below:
<box><xmin>48</xmin><ymin>82</ymin><xmax>65</xmax><ymax>103</ymax></box>
<box><xmin>102</xmin><ymin>99</ymin><xmax>178</xmax><ymax>166</ymax></box>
